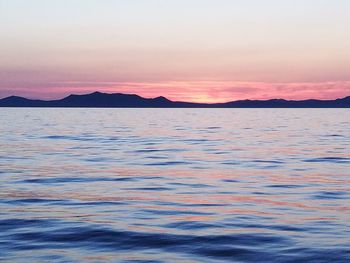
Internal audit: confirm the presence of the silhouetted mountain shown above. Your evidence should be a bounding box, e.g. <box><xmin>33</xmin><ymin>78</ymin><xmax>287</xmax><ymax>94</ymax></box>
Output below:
<box><xmin>221</xmin><ymin>97</ymin><xmax>350</xmax><ymax>108</ymax></box>
<box><xmin>0</xmin><ymin>92</ymin><xmax>350</xmax><ymax>108</ymax></box>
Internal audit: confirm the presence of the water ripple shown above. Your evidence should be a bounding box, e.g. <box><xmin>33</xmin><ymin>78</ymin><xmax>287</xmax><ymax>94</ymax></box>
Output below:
<box><xmin>1</xmin><ymin>108</ymin><xmax>350</xmax><ymax>262</ymax></box>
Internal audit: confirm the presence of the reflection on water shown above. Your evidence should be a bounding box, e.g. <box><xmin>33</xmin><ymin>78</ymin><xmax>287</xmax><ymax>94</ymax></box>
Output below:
<box><xmin>0</xmin><ymin>108</ymin><xmax>349</xmax><ymax>262</ymax></box>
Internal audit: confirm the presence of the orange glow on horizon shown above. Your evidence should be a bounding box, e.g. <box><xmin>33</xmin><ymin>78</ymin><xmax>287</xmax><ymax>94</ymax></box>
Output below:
<box><xmin>8</xmin><ymin>80</ymin><xmax>349</xmax><ymax>104</ymax></box>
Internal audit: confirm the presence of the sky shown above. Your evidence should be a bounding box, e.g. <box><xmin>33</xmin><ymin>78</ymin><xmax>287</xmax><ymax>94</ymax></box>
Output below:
<box><xmin>0</xmin><ymin>0</ymin><xmax>350</xmax><ymax>102</ymax></box>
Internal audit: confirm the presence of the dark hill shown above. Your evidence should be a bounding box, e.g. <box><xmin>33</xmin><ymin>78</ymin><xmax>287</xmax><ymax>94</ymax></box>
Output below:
<box><xmin>0</xmin><ymin>92</ymin><xmax>349</xmax><ymax>108</ymax></box>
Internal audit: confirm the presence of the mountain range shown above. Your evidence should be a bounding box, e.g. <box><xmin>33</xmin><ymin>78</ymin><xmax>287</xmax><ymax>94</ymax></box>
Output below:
<box><xmin>1</xmin><ymin>91</ymin><xmax>350</xmax><ymax>108</ymax></box>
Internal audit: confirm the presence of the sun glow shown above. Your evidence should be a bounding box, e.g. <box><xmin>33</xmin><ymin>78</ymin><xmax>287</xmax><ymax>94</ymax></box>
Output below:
<box><xmin>6</xmin><ymin>81</ymin><xmax>349</xmax><ymax>103</ymax></box>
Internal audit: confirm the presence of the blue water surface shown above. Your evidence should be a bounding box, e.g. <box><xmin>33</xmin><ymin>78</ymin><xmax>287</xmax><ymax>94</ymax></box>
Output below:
<box><xmin>0</xmin><ymin>108</ymin><xmax>349</xmax><ymax>262</ymax></box>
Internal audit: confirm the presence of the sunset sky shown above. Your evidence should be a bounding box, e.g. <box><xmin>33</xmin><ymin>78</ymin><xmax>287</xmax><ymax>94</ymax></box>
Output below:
<box><xmin>1</xmin><ymin>0</ymin><xmax>350</xmax><ymax>102</ymax></box>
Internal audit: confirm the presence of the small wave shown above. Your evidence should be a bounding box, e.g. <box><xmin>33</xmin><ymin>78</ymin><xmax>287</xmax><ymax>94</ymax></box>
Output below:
<box><xmin>168</xmin><ymin>182</ymin><xmax>214</xmax><ymax>188</ymax></box>
<box><xmin>141</xmin><ymin>209</ymin><xmax>214</xmax><ymax>216</ymax></box>
<box><xmin>164</xmin><ymin>221</ymin><xmax>222</xmax><ymax>230</ymax></box>
<box><xmin>323</xmin><ymin>134</ymin><xmax>345</xmax><ymax>138</ymax></box>
<box><xmin>0</xmin><ymin>219</ymin><xmax>57</xmax><ymax>231</ymax></box>
<box><xmin>267</xmin><ymin>184</ymin><xmax>304</xmax><ymax>189</ymax></box>
<box><xmin>311</xmin><ymin>191</ymin><xmax>348</xmax><ymax>200</ymax></box>
<box><xmin>252</xmin><ymin>160</ymin><xmax>285</xmax><ymax>164</ymax></box>
<box><xmin>145</xmin><ymin>161</ymin><xmax>192</xmax><ymax>166</ymax></box>
<box><xmin>3</xmin><ymin>221</ymin><xmax>295</xmax><ymax>262</ymax></box>
<box><xmin>221</xmin><ymin>161</ymin><xmax>240</xmax><ymax>165</ymax></box>
<box><xmin>19</xmin><ymin>177</ymin><xmax>135</xmax><ymax>184</ymax></box>
<box><xmin>125</xmin><ymin>187</ymin><xmax>172</xmax><ymax>191</ymax></box>
<box><xmin>4</xmin><ymin>198</ymin><xmax>64</xmax><ymax>205</ymax></box>
<box><xmin>222</xmin><ymin>179</ymin><xmax>241</xmax><ymax>183</ymax></box>
<box><xmin>303</xmin><ymin>157</ymin><xmax>350</xmax><ymax>164</ymax></box>
<box><xmin>43</xmin><ymin>135</ymin><xmax>96</xmax><ymax>142</ymax></box>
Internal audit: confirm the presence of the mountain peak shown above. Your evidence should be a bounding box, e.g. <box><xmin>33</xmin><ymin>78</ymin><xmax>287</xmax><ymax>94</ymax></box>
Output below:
<box><xmin>90</xmin><ymin>91</ymin><xmax>103</xmax><ymax>95</ymax></box>
<box><xmin>1</xmin><ymin>92</ymin><xmax>350</xmax><ymax>108</ymax></box>
<box><xmin>154</xmin><ymin>96</ymin><xmax>170</xmax><ymax>102</ymax></box>
<box><xmin>340</xmin><ymin>96</ymin><xmax>350</xmax><ymax>101</ymax></box>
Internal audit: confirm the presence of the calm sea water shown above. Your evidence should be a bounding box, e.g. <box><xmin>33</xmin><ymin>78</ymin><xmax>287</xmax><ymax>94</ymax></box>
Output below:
<box><xmin>0</xmin><ymin>108</ymin><xmax>349</xmax><ymax>262</ymax></box>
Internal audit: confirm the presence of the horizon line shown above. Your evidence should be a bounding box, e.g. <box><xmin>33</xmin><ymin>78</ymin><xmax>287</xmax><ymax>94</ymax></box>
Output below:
<box><xmin>1</xmin><ymin>91</ymin><xmax>350</xmax><ymax>105</ymax></box>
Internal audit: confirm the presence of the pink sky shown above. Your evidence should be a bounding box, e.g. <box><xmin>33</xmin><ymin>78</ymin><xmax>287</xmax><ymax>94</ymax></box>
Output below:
<box><xmin>1</xmin><ymin>81</ymin><xmax>350</xmax><ymax>103</ymax></box>
<box><xmin>1</xmin><ymin>1</ymin><xmax>350</xmax><ymax>102</ymax></box>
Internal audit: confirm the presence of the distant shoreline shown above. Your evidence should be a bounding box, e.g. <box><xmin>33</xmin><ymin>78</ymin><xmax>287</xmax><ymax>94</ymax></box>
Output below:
<box><xmin>1</xmin><ymin>91</ymin><xmax>349</xmax><ymax>108</ymax></box>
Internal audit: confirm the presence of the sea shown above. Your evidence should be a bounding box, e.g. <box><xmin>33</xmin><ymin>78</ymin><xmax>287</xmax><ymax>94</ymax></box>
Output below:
<box><xmin>0</xmin><ymin>108</ymin><xmax>349</xmax><ymax>262</ymax></box>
